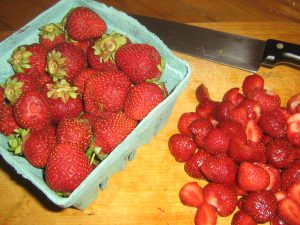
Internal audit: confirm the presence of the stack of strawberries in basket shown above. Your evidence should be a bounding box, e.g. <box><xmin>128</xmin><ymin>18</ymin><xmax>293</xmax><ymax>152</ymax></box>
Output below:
<box><xmin>168</xmin><ymin>74</ymin><xmax>300</xmax><ymax>225</ymax></box>
<box><xmin>0</xmin><ymin>7</ymin><xmax>167</xmax><ymax>195</ymax></box>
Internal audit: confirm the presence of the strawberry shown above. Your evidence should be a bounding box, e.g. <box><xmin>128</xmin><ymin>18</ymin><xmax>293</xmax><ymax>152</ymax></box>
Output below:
<box><xmin>242</xmin><ymin>74</ymin><xmax>264</xmax><ymax>95</ymax></box>
<box><xmin>66</xmin><ymin>7</ymin><xmax>107</xmax><ymax>42</ymax></box>
<box><xmin>70</xmin><ymin>39</ymin><xmax>92</xmax><ymax>54</ymax></box>
<box><xmin>123</xmin><ymin>80</ymin><xmax>167</xmax><ymax>121</ymax></box>
<box><xmin>84</xmin><ymin>70</ymin><xmax>132</xmax><ymax>117</ymax></box>
<box><xmin>287</xmin><ymin>181</ymin><xmax>300</xmax><ymax>205</ymax></box>
<box><xmin>275</xmin><ymin>190</ymin><xmax>288</xmax><ymax>202</ymax></box>
<box><xmin>177</xmin><ymin>112</ymin><xmax>203</xmax><ymax>137</ymax></box>
<box><xmin>212</xmin><ymin>101</ymin><xmax>235</xmax><ymax>122</ymax></box>
<box><xmin>8</xmin><ymin>43</ymin><xmax>47</xmax><ymax>78</ymax></box>
<box><xmin>179</xmin><ymin>181</ymin><xmax>204</xmax><ymax>207</ymax></box>
<box><xmin>231</xmin><ymin>210</ymin><xmax>257</xmax><ymax>225</ymax></box>
<box><xmin>203</xmin><ymin>128</ymin><xmax>230</xmax><ymax>155</ymax></box>
<box><xmin>280</xmin><ymin>161</ymin><xmax>300</xmax><ymax>191</ymax></box>
<box><xmin>37</xmin><ymin>71</ymin><xmax>52</xmax><ymax>88</ymax></box>
<box><xmin>188</xmin><ymin>118</ymin><xmax>213</xmax><ymax>147</ymax></box>
<box><xmin>196</xmin><ymin>100</ymin><xmax>217</xmax><ymax>119</ymax></box>
<box><xmin>45</xmin><ymin>143</ymin><xmax>93</xmax><ymax>193</ymax></box>
<box><xmin>73</xmin><ymin>68</ymin><xmax>100</xmax><ymax>94</ymax></box>
<box><xmin>57</xmin><ymin>118</ymin><xmax>92</xmax><ymax>152</ymax></box>
<box><xmin>287</xmin><ymin>93</ymin><xmax>300</xmax><ymax>114</ymax></box>
<box><xmin>201</xmin><ymin>155</ymin><xmax>238</xmax><ymax>186</ymax></box>
<box><xmin>266</xmin><ymin>139</ymin><xmax>295</xmax><ymax>169</ymax></box>
<box><xmin>222</xmin><ymin>87</ymin><xmax>245</xmax><ymax>105</ymax></box>
<box><xmin>195</xmin><ymin>83</ymin><xmax>211</xmax><ymax>103</ymax></box>
<box><xmin>245</xmin><ymin>120</ymin><xmax>263</xmax><ymax>143</ymax></box>
<box><xmin>168</xmin><ymin>133</ymin><xmax>197</xmax><ymax>163</ymax></box>
<box><xmin>0</xmin><ymin>86</ymin><xmax>4</xmax><ymax>105</ymax></box>
<box><xmin>0</xmin><ymin>104</ymin><xmax>20</xmax><ymax>136</ymax></box>
<box><xmin>287</xmin><ymin>113</ymin><xmax>300</xmax><ymax>147</ymax></box>
<box><xmin>115</xmin><ymin>43</ymin><xmax>164</xmax><ymax>84</ymax></box>
<box><xmin>13</xmin><ymin>90</ymin><xmax>51</xmax><ymax>131</ymax></box>
<box><xmin>237</xmin><ymin>162</ymin><xmax>270</xmax><ymax>192</ymax></box>
<box><xmin>270</xmin><ymin>216</ymin><xmax>289</xmax><ymax>225</ymax></box>
<box><xmin>242</xmin><ymin>190</ymin><xmax>278</xmax><ymax>223</ymax></box>
<box><xmin>93</xmin><ymin>112</ymin><xmax>137</xmax><ymax>154</ymax></box>
<box><xmin>47</xmin><ymin>42</ymin><xmax>86</xmax><ymax>83</ymax></box>
<box><xmin>278</xmin><ymin>197</ymin><xmax>300</xmax><ymax>225</ymax></box>
<box><xmin>218</xmin><ymin>119</ymin><xmax>247</xmax><ymax>142</ymax></box>
<box><xmin>203</xmin><ymin>182</ymin><xmax>238</xmax><ymax>217</ymax></box>
<box><xmin>194</xmin><ymin>202</ymin><xmax>217</xmax><ymax>225</ymax></box>
<box><xmin>184</xmin><ymin>150</ymin><xmax>210</xmax><ymax>179</ymax></box>
<box><xmin>256</xmin><ymin>163</ymin><xmax>280</xmax><ymax>193</ymax></box>
<box><xmin>39</xmin><ymin>23</ymin><xmax>66</xmax><ymax>50</ymax></box>
<box><xmin>259</xmin><ymin>109</ymin><xmax>287</xmax><ymax>138</ymax></box>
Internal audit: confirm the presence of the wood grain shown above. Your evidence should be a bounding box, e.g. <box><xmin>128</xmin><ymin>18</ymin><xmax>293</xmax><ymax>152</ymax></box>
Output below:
<box><xmin>0</xmin><ymin>1</ymin><xmax>300</xmax><ymax>225</ymax></box>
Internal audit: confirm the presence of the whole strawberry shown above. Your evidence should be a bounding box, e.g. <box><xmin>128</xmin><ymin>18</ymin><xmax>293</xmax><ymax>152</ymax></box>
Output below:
<box><xmin>57</xmin><ymin>117</ymin><xmax>92</xmax><ymax>152</ymax></box>
<box><xmin>66</xmin><ymin>7</ymin><xmax>107</xmax><ymax>42</ymax></box>
<box><xmin>45</xmin><ymin>143</ymin><xmax>93</xmax><ymax>193</ymax></box>
<box><xmin>13</xmin><ymin>90</ymin><xmax>51</xmax><ymax>131</ymax></box>
<box><xmin>47</xmin><ymin>42</ymin><xmax>86</xmax><ymax>83</ymax></box>
<box><xmin>84</xmin><ymin>70</ymin><xmax>132</xmax><ymax>117</ymax></box>
<box><xmin>8</xmin><ymin>43</ymin><xmax>47</xmax><ymax>78</ymax></box>
<box><xmin>39</xmin><ymin>23</ymin><xmax>66</xmax><ymax>50</ymax></box>
<box><xmin>73</xmin><ymin>68</ymin><xmax>100</xmax><ymax>94</ymax></box>
<box><xmin>93</xmin><ymin>112</ymin><xmax>138</xmax><ymax>154</ymax></box>
<box><xmin>0</xmin><ymin>104</ymin><xmax>20</xmax><ymax>136</ymax></box>
<box><xmin>124</xmin><ymin>80</ymin><xmax>167</xmax><ymax>121</ymax></box>
<box><xmin>115</xmin><ymin>43</ymin><xmax>165</xmax><ymax>84</ymax></box>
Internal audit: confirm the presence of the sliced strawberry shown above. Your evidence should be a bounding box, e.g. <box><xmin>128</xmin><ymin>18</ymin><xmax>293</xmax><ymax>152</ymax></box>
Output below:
<box><xmin>203</xmin><ymin>182</ymin><xmax>238</xmax><ymax>217</ymax></box>
<box><xmin>237</xmin><ymin>162</ymin><xmax>270</xmax><ymax>192</ymax></box>
<box><xmin>218</xmin><ymin>119</ymin><xmax>247</xmax><ymax>142</ymax></box>
<box><xmin>287</xmin><ymin>113</ymin><xmax>300</xmax><ymax>147</ymax></box>
<box><xmin>287</xmin><ymin>180</ymin><xmax>300</xmax><ymax>205</ymax></box>
<box><xmin>275</xmin><ymin>190</ymin><xmax>287</xmax><ymax>202</ymax></box>
<box><xmin>195</xmin><ymin>83</ymin><xmax>211</xmax><ymax>103</ymax></box>
<box><xmin>194</xmin><ymin>202</ymin><xmax>217</xmax><ymax>225</ymax></box>
<box><xmin>203</xmin><ymin>128</ymin><xmax>230</xmax><ymax>155</ymax></box>
<box><xmin>238</xmin><ymin>99</ymin><xmax>261</xmax><ymax>122</ymax></box>
<box><xmin>287</xmin><ymin>93</ymin><xmax>300</xmax><ymax>114</ymax></box>
<box><xmin>184</xmin><ymin>150</ymin><xmax>210</xmax><ymax>179</ymax></box>
<box><xmin>278</xmin><ymin>197</ymin><xmax>300</xmax><ymax>225</ymax></box>
<box><xmin>229</xmin><ymin>103</ymin><xmax>250</xmax><ymax>127</ymax></box>
<box><xmin>280</xmin><ymin>160</ymin><xmax>300</xmax><ymax>191</ymax></box>
<box><xmin>270</xmin><ymin>215</ymin><xmax>289</xmax><ymax>225</ymax></box>
<box><xmin>231</xmin><ymin>210</ymin><xmax>257</xmax><ymax>225</ymax></box>
<box><xmin>179</xmin><ymin>181</ymin><xmax>204</xmax><ymax>207</ymax></box>
<box><xmin>222</xmin><ymin>87</ymin><xmax>245</xmax><ymax>105</ymax></box>
<box><xmin>259</xmin><ymin>109</ymin><xmax>287</xmax><ymax>138</ymax></box>
<box><xmin>256</xmin><ymin>163</ymin><xmax>280</xmax><ymax>193</ymax></box>
<box><xmin>245</xmin><ymin>120</ymin><xmax>263</xmax><ymax>143</ymax></box>
<box><xmin>196</xmin><ymin>100</ymin><xmax>217</xmax><ymax>119</ymax></box>
<box><xmin>242</xmin><ymin>74</ymin><xmax>264</xmax><ymax>95</ymax></box>
<box><xmin>168</xmin><ymin>133</ymin><xmax>197</xmax><ymax>163</ymax></box>
<box><xmin>188</xmin><ymin>118</ymin><xmax>213</xmax><ymax>147</ymax></box>
<box><xmin>212</xmin><ymin>101</ymin><xmax>235</xmax><ymax>122</ymax></box>
<box><xmin>177</xmin><ymin>112</ymin><xmax>202</xmax><ymax>137</ymax></box>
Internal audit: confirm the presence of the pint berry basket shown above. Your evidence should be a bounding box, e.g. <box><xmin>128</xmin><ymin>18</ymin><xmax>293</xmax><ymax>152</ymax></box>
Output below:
<box><xmin>0</xmin><ymin>0</ymin><xmax>191</xmax><ymax>209</ymax></box>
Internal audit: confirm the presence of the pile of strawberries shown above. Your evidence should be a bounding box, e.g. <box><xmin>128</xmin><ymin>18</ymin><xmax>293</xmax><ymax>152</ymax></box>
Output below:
<box><xmin>0</xmin><ymin>7</ymin><xmax>167</xmax><ymax>195</ymax></box>
<box><xmin>168</xmin><ymin>74</ymin><xmax>300</xmax><ymax>225</ymax></box>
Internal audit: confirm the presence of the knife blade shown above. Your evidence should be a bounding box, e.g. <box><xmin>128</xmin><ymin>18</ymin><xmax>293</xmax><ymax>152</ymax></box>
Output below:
<box><xmin>131</xmin><ymin>15</ymin><xmax>300</xmax><ymax>72</ymax></box>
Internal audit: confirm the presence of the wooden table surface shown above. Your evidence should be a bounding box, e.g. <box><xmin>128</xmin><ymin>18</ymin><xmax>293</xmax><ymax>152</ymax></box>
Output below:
<box><xmin>0</xmin><ymin>1</ymin><xmax>300</xmax><ymax>225</ymax></box>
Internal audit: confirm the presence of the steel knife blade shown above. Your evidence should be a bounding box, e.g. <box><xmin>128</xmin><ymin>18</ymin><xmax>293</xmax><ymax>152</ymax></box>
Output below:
<box><xmin>132</xmin><ymin>15</ymin><xmax>300</xmax><ymax>72</ymax></box>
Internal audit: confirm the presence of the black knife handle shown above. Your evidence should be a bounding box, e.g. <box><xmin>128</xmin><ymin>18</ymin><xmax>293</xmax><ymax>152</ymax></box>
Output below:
<box><xmin>262</xmin><ymin>39</ymin><xmax>300</xmax><ymax>69</ymax></box>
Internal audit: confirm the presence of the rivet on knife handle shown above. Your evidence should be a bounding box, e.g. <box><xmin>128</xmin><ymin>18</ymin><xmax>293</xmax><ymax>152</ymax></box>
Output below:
<box><xmin>262</xmin><ymin>39</ymin><xmax>300</xmax><ymax>68</ymax></box>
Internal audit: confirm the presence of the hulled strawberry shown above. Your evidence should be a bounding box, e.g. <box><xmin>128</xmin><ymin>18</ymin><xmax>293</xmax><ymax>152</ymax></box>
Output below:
<box><xmin>93</xmin><ymin>112</ymin><xmax>137</xmax><ymax>154</ymax></box>
<box><xmin>66</xmin><ymin>7</ymin><xmax>106</xmax><ymax>42</ymax></box>
<box><xmin>47</xmin><ymin>42</ymin><xmax>86</xmax><ymax>83</ymax></box>
<box><xmin>124</xmin><ymin>80</ymin><xmax>167</xmax><ymax>121</ymax></box>
<box><xmin>84</xmin><ymin>70</ymin><xmax>132</xmax><ymax>117</ymax></box>
<box><xmin>184</xmin><ymin>150</ymin><xmax>210</xmax><ymax>179</ymax></box>
<box><xmin>8</xmin><ymin>43</ymin><xmax>47</xmax><ymax>78</ymax></box>
<box><xmin>45</xmin><ymin>143</ymin><xmax>93</xmax><ymax>193</ymax></box>
<box><xmin>115</xmin><ymin>43</ymin><xmax>165</xmax><ymax>84</ymax></box>
<box><xmin>179</xmin><ymin>182</ymin><xmax>204</xmax><ymax>207</ymax></box>
<box><xmin>39</xmin><ymin>23</ymin><xmax>66</xmax><ymax>50</ymax></box>
<box><xmin>0</xmin><ymin>104</ymin><xmax>20</xmax><ymax>136</ymax></box>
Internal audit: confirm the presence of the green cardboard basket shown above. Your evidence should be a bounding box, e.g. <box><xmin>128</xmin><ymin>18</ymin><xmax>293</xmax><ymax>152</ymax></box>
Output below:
<box><xmin>0</xmin><ymin>0</ymin><xmax>191</xmax><ymax>209</ymax></box>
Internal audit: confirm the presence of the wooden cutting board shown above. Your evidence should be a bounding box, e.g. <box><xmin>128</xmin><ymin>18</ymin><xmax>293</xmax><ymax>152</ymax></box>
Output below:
<box><xmin>0</xmin><ymin>22</ymin><xmax>300</xmax><ymax>225</ymax></box>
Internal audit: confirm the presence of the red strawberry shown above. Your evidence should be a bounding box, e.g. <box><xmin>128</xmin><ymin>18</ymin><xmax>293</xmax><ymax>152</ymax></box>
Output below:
<box><xmin>177</xmin><ymin>112</ymin><xmax>203</xmax><ymax>137</ymax></box>
<box><xmin>45</xmin><ymin>143</ymin><xmax>93</xmax><ymax>193</ymax></box>
<box><xmin>196</xmin><ymin>100</ymin><xmax>217</xmax><ymax>119</ymax></box>
<box><xmin>188</xmin><ymin>118</ymin><xmax>213</xmax><ymax>147</ymax></box>
<box><xmin>168</xmin><ymin>133</ymin><xmax>197</xmax><ymax>163</ymax></box>
<box><xmin>278</xmin><ymin>197</ymin><xmax>300</xmax><ymax>225</ymax></box>
<box><xmin>184</xmin><ymin>150</ymin><xmax>210</xmax><ymax>179</ymax></box>
<box><xmin>218</xmin><ymin>119</ymin><xmax>247</xmax><ymax>142</ymax></box>
<box><xmin>124</xmin><ymin>81</ymin><xmax>167</xmax><ymax>121</ymax></box>
<box><xmin>84</xmin><ymin>70</ymin><xmax>132</xmax><ymax>117</ymax></box>
<box><xmin>115</xmin><ymin>43</ymin><xmax>164</xmax><ymax>84</ymax></box>
<box><xmin>231</xmin><ymin>210</ymin><xmax>257</xmax><ymax>225</ymax></box>
<box><xmin>194</xmin><ymin>202</ymin><xmax>218</xmax><ymax>225</ymax></box>
<box><xmin>66</xmin><ymin>7</ymin><xmax>107</xmax><ymax>42</ymax></box>
<box><xmin>203</xmin><ymin>128</ymin><xmax>230</xmax><ymax>155</ymax></box>
<box><xmin>242</xmin><ymin>190</ymin><xmax>278</xmax><ymax>223</ymax></box>
<box><xmin>245</xmin><ymin>120</ymin><xmax>263</xmax><ymax>143</ymax></box>
<box><xmin>195</xmin><ymin>83</ymin><xmax>211</xmax><ymax>103</ymax></box>
<box><xmin>237</xmin><ymin>162</ymin><xmax>270</xmax><ymax>192</ymax></box>
<box><xmin>47</xmin><ymin>42</ymin><xmax>86</xmax><ymax>83</ymax></box>
<box><xmin>8</xmin><ymin>43</ymin><xmax>47</xmax><ymax>78</ymax></box>
<box><xmin>37</xmin><ymin>71</ymin><xmax>52</xmax><ymax>88</ymax></box>
<box><xmin>242</xmin><ymin>74</ymin><xmax>264</xmax><ymax>95</ymax></box>
<box><xmin>203</xmin><ymin>182</ymin><xmax>238</xmax><ymax>217</ymax></box>
<box><xmin>266</xmin><ymin>139</ymin><xmax>295</xmax><ymax>169</ymax></box>
<box><xmin>259</xmin><ymin>109</ymin><xmax>287</xmax><ymax>138</ymax></box>
<box><xmin>287</xmin><ymin>181</ymin><xmax>300</xmax><ymax>205</ymax></box>
<box><xmin>287</xmin><ymin>113</ymin><xmax>300</xmax><ymax>147</ymax></box>
<box><xmin>179</xmin><ymin>182</ymin><xmax>204</xmax><ymax>207</ymax></box>
<box><xmin>212</xmin><ymin>100</ymin><xmax>235</xmax><ymax>122</ymax></box>
<box><xmin>0</xmin><ymin>104</ymin><xmax>20</xmax><ymax>136</ymax></box>
<box><xmin>39</xmin><ymin>23</ymin><xmax>66</xmax><ymax>50</ymax></box>
<box><xmin>287</xmin><ymin>93</ymin><xmax>300</xmax><ymax>114</ymax></box>
<box><xmin>222</xmin><ymin>87</ymin><xmax>245</xmax><ymax>105</ymax></box>
<box><xmin>280</xmin><ymin>161</ymin><xmax>300</xmax><ymax>191</ymax></box>
<box><xmin>57</xmin><ymin>118</ymin><xmax>92</xmax><ymax>152</ymax></box>
<box><xmin>270</xmin><ymin>215</ymin><xmax>289</xmax><ymax>225</ymax></box>
<box><xmin>71</xmin><ymin>39</ymin><xmax>92</xmax><ymax>54</ymax></box>
<box><xmin>13</xmin><ymin>90</ymin><xmax>51</xmax><ymax>131</ymax></box>
<box><xmin>93</xmin><ymin>112</ymin><xmax>137</xmax><ymax>154</ymax></box>
<box><xmin>201</xmin><ymin>155</ymin><xmax>238</xmax><ymax>186</ymax></box>
<box><xmin>256</xmin><ymin>163</ymin><xmax>280</xmax><ymax>193</ymax></box>
<box><xmin>73</xmin><ymin>68</ymin><xmax>100</xmax><ymax>94</ymax></box>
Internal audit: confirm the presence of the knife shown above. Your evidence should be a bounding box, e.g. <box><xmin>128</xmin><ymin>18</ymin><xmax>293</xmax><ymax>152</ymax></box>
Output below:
<box><xmin>131</xmin><ymin>15</ymin><xmax>300</xmax><ymax>72</ymax></box>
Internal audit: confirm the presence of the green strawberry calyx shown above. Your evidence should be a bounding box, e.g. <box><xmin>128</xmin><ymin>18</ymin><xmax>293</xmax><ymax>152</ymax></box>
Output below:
<box><xmin>39</xmin><ymin>23</ymin><xmax>64</xmax><ymax>41</ymax></box>
<box><xmin>86</xmin><ymin>138</ymin><xmax>108</xmax><ymax>167</ymax></box>
<box><xmin>157</xmin><ymin>57</ymin><xmax>166</xmax><ymax>72</ymax></box>
<box><xmin>93</xmin><ymin>32</ymin><xmax>128</xmax><ymax>63</ymax></box>
<box><xmin>146</xmin><ymin>78</ymin><xmax>168</xmax><ymax>98</ymax></box>
<box><xmin>8</xmin><ymin>46</ymin><xmax>32</xmax><ymax>73</ymax></box>
<box><xmin>47</xmin><ymin>79</ymin><xmax>78</xmax><ymax>103</ymax></box>
<box><xmin>47</xmin><ymin>50</ymin><xmax>67</xmax><ymax>81</ymax></box>
<box><xmin>4</xmin><ymin>78</ymin><xmax>24</xmax><ymax>104</ymax></box>
<box><xmin>7</xmin><ymin>128</ymin><xmax>30</xmax><ymax>155</ymax></box>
